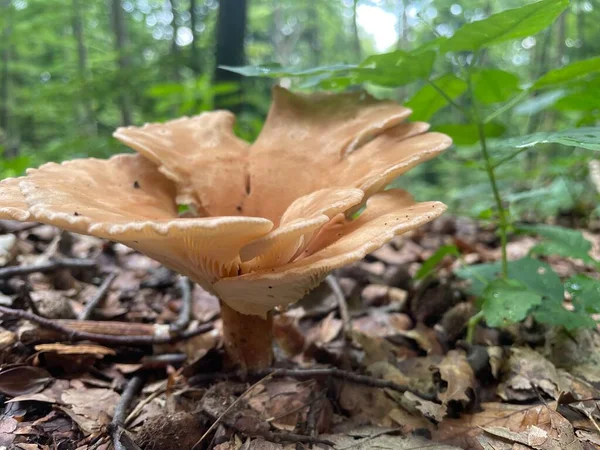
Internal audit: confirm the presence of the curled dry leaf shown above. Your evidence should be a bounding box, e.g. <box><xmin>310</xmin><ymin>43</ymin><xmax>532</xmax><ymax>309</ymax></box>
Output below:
<box><xmin>498</xmin><ymin>347</ymin><xmax>567</xmax><ymax>402</ymax></box>
<box><xmin>0</xmin><ymin>365</ymin><xmax>53</xmax><ymax>397</ymax></box>
<box><xmin>432</xmin><ymin>402</ymin><xmax>582</xmax><ymax>450</ymax></box>
<box><xmin>434</xmin><ymin>349</ymin><xmax>476</xmax><ymax>406</ymax></box>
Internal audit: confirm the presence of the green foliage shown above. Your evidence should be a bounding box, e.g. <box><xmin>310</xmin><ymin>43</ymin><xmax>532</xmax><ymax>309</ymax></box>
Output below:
<box><xmin>471</xmin><ymin>69</ymin><xmax>521</xmax><ymax>105</ymax></box>
<box><xmin>438</xmin><ymin>0</ymin><xmax>569</xmax><ymax>52</ymax></box>
<box><xmin>533</xmin><ymin>56</ymin><xmax>600</xmax><ymax>89</ymax></box>
<box><xmin>519</xmin><ymin>224</ymin><xmax>598</xmax><ymax>266</ymax></box>
<box><xmin>498</xmin><ymin>129</ymin><xmax>600</xmax><ymax>151</ymax></box>
<box><xmin>415</xmin><ymin>245</ymin><xmax>460</xmax><ymax>280</ymax></box>
<box><xmin>406</xmin><ymin>74</ymin><xmax>467</xmax><ymax>121</ymax></box>
<box><xmin>481</xmin><ymin>279</ymin><xmax>542</xmax><ymax>327</ymax></box>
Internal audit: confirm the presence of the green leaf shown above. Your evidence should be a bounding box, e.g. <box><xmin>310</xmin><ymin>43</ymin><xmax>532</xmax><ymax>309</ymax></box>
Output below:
<box><xmin>406</xmin><ymin>74</ymin><xmax>467</xmax><ymax>121</ymax></box>
<box><xmin>440</xmin><ymin>0</ymin><xmax>568</xmax><ymax>53</ymax></box>
<box><xmin>554</xmin><ymin>93</ymin><xmax>600</xmax><ymax>112</ymax></box>
<box><xmin>534</xmin><ymin>56</ymin><xmax>600</xmax><ymax>89</ymax></box>
<box><xmin>356</xmin><ymin>50</ymin><xmax>436</xmax><ymax>87</ymax></box>
<box><xmin>219</xmin><ymin>63</ymin><xmax>357</xmax><ymax>78</ymax></box>
<box><xmin>221</xmin><ymin>50</ymin><xmax>436</xmax><ymax>88</ymax></box>
<box><xmin>533</xmin><ymin>302</ymin><xmax>596</xmax><ymax>330</ymax></box>
<box><xmin>435</xmin><ymin>122</ymin><xmax>506</xmax><ymax>145</ymax></box>
<box><xmin>566</xmin><ymin>275</ymin><xmax>600</xmax><ymax>314</ymax></box>
<box><xmin>472</xmin><ymin>69</ymin><xmax>521</xmax><ymax>104</ymax></box>
<box><xmin>456</xmin><ymin>257</ymin><xmax>563</xmax><ymax>301</ymax></box>
<box><xmin>482</xmin><ymin>279</ymin><xmax>543</xmax><ymax>327</ymax></box>
<box><xmin>497</xmin><ymin>128</ymin><xmax>600</xmax><ymax>151</ymax></box>
<box><xmin>518</xmin><ymin>224</ymin><xmax>597</xmax><ymax>265</ymax></box>
<box><xmin>415</xmin><ymin>245</ymin><xmax>460</xmax><ymax>280</ymax></box>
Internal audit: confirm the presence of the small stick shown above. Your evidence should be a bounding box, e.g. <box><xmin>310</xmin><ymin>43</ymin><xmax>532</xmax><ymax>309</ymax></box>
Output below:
<box><xmin>192</xmin><ymin>371</ymin><xmax>277</xmax><ymax>450</ymax></box>
<box><xmin>189</xmin><ymin>367</ymin><xmax>436</xmax><ymax>402</ymax></box>
<box><xmin>0</xmin><ymin>305</ymin><xmax>213</xmax><ymax>346</ymax></box>
<box><xmin>169</xmin><ymin>276</ymin><xmax>193</xmax><ymax>332</ymax></box>
<box><xmin>78</xmin><ymin>272</ymin><xmax>118</xmax><ymax>320</ymax></box>
<box><xmin>203</xmin><ymin>408</ymin><xmax>334</xmax><ymax>446</ymax></box>
<box><xmin>325</xmin><ymin>275</ymin><xmax>352</xmax><ymax>338</ymax></box>
<box><xmin>110</xmin><ymin>375</ymin><xmax>145</xmax><ymax>450</ymax></box>
<box><xmin>0</xmin><ymin>257</ymin><xmax>96</xmax><ymax>279</ymax></box>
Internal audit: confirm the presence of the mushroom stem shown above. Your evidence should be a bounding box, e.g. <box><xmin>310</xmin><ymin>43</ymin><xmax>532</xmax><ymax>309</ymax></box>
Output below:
<box><xmin>220</xmin><ymin>301</ymin><xmax>273</xmax><ymax>370</ymax></box>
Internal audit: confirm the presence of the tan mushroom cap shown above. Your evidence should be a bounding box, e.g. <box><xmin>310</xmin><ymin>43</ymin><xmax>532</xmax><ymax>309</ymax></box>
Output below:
<box><xmin>114</xmin><ymin>111</ymin><xmax>249</xmax><ymax>217</ymax></box>
<box><xmin>9</xmin><ymin>154</ymin><xmax>273</xmax><ymax>290</ymax></box>
<box><xmin>0</xmin><ymin>177</ymin><xmax>30</xmax><ymax>221</ymax></box>
<box><xmin>214</xmin><ymin>189</ymin><xmax>446</xmax><ymax>316</ymax></box>
<box><xmin>0</xmin><ymin>87</ymin><xmax>452</xmax><ymax>317</ymax></box>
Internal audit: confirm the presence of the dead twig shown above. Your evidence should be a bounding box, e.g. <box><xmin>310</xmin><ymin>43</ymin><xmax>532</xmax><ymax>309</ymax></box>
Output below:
<box><xmin>192</xmin><ymin>371</ymin><xmax>277</xmax><ymax>450</ymax></box>
<box><xmin>169</xmin><ymin>276</ymin><xmax>193</xmax><ymax>332</ymax></box>
<box><xmin>0</xmin><ymin>257</ymin><xmax>96</xmax><ymax>279</ymax></box>
<box><xmin>110</xmin><ymin>375</ymin><xmax>145</xmax><ymax>450</ymax></box>
<box><xmin>0</xmin><ymin>305</ymin><xmax>213</xmax><ymax>346</ymax></box>
<box><xmin>203</xmin><ymin>407</ymin><xmax>335</xmax><ymax>446</ymax></box>
<box><xmin>189</xmin><ymin>367</ymin><xmax>436</xmax><ymax>402</ymax></box>
<box><xmin>78</xmin><ymin>272</ymin><xmax>118</xmax><ymax>320</ymax></box>
<box><xmin>325</xmin><ymin>274</ymin><xmax>351</xmax><ymax>339</ymax></box>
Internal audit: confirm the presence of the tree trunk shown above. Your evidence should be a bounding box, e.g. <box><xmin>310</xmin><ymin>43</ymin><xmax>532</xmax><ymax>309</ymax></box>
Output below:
<box><xmin>110</xmin><ymin>0</ymin><xmax>132</xmax><ymax>126</ymax></box>
<box><xmin>0</xmin><ymin>0</ymin><xmax>16</xmax><ymax>157</ymax></box>
<box><xmin>214</xmin><ymin>0</ymin><xmax>248</xmax><ymax>110</ymax></box>
<box><xmin>351</xmin><ymin>0</ymin><xmax>361</xmax><ymax>61</ymax></box>
<box><xmin>169</xmin><ymin>0</ymin><xmax>181</xmax><ymax>82</ymax></box>
<box><xmin>189</xmin><ymin>0</ymin><xmax>200</xmax><ymax>73</ymax></box>
<box><xmin>306</xmin><ymin>4</ymin><xmax>321</xmax><ymax>67</ymax></box>
<box><xmin>72</xmin><ymin>0</ymin><xmax>96</xmax><ymax>135</ymax></box>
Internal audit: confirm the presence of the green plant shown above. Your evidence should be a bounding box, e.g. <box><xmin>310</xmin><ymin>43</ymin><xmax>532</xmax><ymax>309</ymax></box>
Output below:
<box><xmin>224</xmin><ymin>0</ymin><xmax>600</xmax><ymax>338</ymax></box>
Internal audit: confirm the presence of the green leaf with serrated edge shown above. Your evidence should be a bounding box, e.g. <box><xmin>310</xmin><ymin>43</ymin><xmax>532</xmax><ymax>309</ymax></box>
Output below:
<box><xmin>472</xmin><ymin>69</ymin><xmax>521</xmax><ymax>104</ymax></box>
<box><xmin>533</xmin><ymin>302</ymin><xmax>596</xmax><ymax>330</ymax></box>
<box><xmin>415</xmin><ymin>245</ymin><xmax>460</xmax><ymax>280</ymax></box>
<box><xmin>440</xmin><ymin>0</ymin><xmax>568</xmax><ymax>53</ymax></box>
<box><xmin>435</xmin><ymin>122</ymin><xmax>506</xmax><ymax>145</ymax></box>
<box><xmin>534</xmin><ymin>56</ymin><xmax>600</xmax><ymax>89</ymax></box>
<box><xmin>496</xmin><ymin>128</ymin><xmax>600</xmax><ymax>151</ymax></box>
<box><xmin>518</xmin><ymin>224</ymin><xmax>596</xmax><ymax>266</ymax></box>
<box><xmin>566</xmin><ymin>275</ymin><xmax>600</xmax><ymax>314</ymax></box>
<box><xmin>482</xmin><ymin>279</ymin><xmax>542</xmax><ymax>327</ymax></box>
<box><xmin>456</xmin><ymin>257</ymin><xmax>563</xmax><ymax>300</ymax></box>
<box><xmin>406</xmin><ymin>74</ymin><xmax>467</xmax><ymax>121</ymax></box>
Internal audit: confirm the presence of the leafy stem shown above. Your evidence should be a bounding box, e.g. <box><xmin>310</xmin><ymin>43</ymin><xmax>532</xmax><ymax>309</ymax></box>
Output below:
<box><xmin>467</xmin><ymin>69</ymin><xmax>509</xmax><ymax>278</ymax></box>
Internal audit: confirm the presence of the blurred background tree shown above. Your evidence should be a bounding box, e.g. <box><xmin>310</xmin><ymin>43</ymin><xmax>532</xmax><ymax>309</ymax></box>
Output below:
<box><xmin>0</xmin><ymin>0</ymin><xmax>598</xmax><ymax>220</ymax></box>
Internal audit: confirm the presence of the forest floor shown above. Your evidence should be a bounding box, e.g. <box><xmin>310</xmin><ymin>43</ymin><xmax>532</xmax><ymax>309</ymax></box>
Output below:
<box><xmin>0</xmin><ymin>215</ymin><xmax>599</xmax><ymax>450</ymax></box>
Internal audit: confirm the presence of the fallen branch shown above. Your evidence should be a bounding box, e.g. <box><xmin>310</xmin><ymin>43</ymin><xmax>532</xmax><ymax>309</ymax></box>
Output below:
<box><xmin>110</xmin><ymin>375</ymin><xmax>145</xmax><ymax>450</ymax></box>
<box><xmin>189</xmin><ymin>367</ymin><xmax>436</xmax><ymax>402</ymax></box>
<box><xmin>169</xmin><ymin>276</ymin><xmax>193</xmax><ymax>332</ymax></box>
<box><xmin>78</xmin><ymin>272</ymin><xmax>118</xmax><ymax>320</ymax></box>
<box><xmin>0</xmin><ymin>257</ymin><xmax>96</xmax><ymax>279</ymax></box>
<box><xmin>0</xmin><ymin>305</ymin><xmax>213</xmax><ymax>346</ymax></box>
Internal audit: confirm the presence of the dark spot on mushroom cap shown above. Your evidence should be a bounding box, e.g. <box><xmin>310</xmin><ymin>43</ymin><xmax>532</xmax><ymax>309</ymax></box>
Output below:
<box><xmin>268</xmin><ymin>286</ymin><xmax>273</xmax><ymax>289</ymax></box>
<box><xmin>133</xmin><ymin>181</ymin><xmax>140</xmax><ymax>189</ymax></box>
<box><xmin>74</xmin><ymin>212</ymin><xmax>80</xmax><ymax>216</ymax></box>
<box><xmin>236</xmin><ymin>205</ymin><xmax>243</xmax><ymax>212</ymax></box>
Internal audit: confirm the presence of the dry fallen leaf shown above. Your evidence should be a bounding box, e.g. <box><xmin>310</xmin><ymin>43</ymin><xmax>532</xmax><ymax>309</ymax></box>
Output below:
<box><xmin>432</xmin><ymin>401</ymin><xmax>583</xmax><ymax>450</ymax></box>
<box><xmin>498</xmin><ymin>347</ymin><xmax>566</xmax><ymax>402</ymax></box>
<box><xmin>0</xmin><ymin>366</ymin><xmax>53</xmax><ymax>397</ymax></box>
<box><xmin>434</xmin><ymin>349</ymin><xmax>475</xmax><ymax>406</ymax></box>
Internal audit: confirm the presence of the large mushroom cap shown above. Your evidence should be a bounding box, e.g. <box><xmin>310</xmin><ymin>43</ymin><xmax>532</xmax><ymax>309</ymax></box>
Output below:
<box><xmin>0</xmin><ymin>87</ymin><xmax>451</xmax><ymax>316</ymax></box>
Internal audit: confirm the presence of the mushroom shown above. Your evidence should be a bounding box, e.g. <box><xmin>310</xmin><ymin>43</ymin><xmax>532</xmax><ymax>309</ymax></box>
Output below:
<box><xmin>0</xmin><ymin>87</ymin><xmax>451</xmax><ymax>370</ymax></box>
